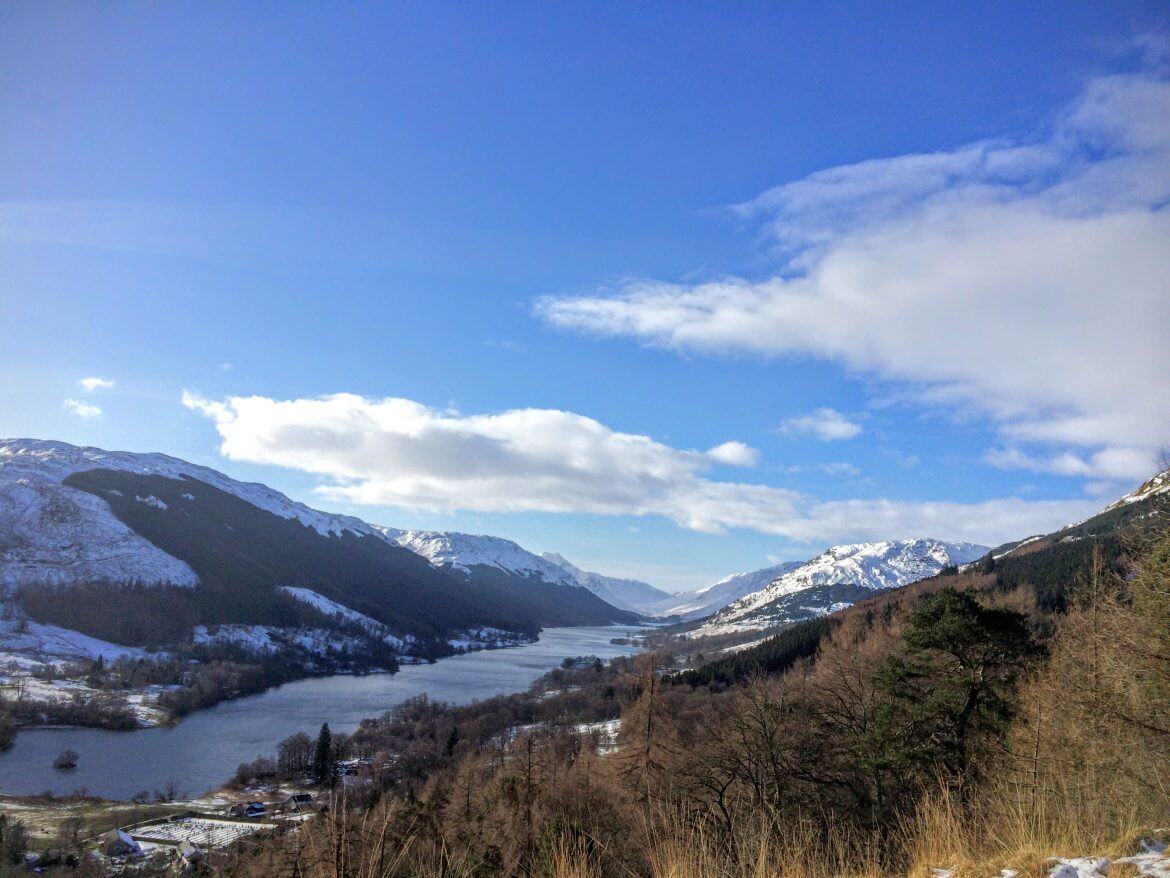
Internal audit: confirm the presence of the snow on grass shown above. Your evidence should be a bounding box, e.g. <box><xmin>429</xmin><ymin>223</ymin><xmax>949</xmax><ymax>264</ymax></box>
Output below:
<box><xmin>1046</xmin><ymin>840</ymin><xmax>1170</xmax><ymax>878</ymax></box>
<box><xmin>193</xmin><ymin>621</ymin><xmax>405</xmax><ymax>665</ymax></box>
<box><xmin>936</xmin><ymin>839</ymin><xmax>1170</xmax><ymax>878</ymax></box>
<box><xmin>718</xmin><ymin>635</ymin><xmax>774</xmax><ymax>655</ymax></box>
<box><xmin>574</xmin><ymin>718</ymin><xmax>621</xmax><ymax>754</ymax></box>
<box><xmin>279</xmin><ymin>587</ymin><xmax>415</xmax><ymax>651</ymax></box>
<box><xmin>280</xmin><ymin>587</ymin><xmax>374</xmax><ymax>626</ymax></box>
<box><xmin>0</xmin><ymin>618</ymin><xmax>154</xmax><ymax>662</ymax></box>
<box><xmin>0</xmin><ymin>670</ymin><xmax>169</xmax><ymax>726</ymax></box>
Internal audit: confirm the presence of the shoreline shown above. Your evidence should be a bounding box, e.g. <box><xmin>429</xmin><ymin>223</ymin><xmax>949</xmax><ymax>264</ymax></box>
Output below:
<box><xmin>0</xmin><ymin>623</ymin><xmax>641</xmax><ymax>738</ymax></box>
<box><xmin>0</xmin><ymin>624</ymin><xmax>647</xmax><ymax>801</ymax></box>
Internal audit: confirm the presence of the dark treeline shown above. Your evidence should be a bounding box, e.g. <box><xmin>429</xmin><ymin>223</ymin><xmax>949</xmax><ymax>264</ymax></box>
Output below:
<box><xmin>678</xmin><ymin>616</ymin><xmax>830</xmax><ymax>686</ymax></box>
<box><xmin>985</xmin><ymin>533</ymin><xmax>1126</xmax><ymax>612</ymax></box>
<box><xmin>17</xmin><ymin>581</ymin><xmax>199</xmax><ymax>648</ymax></box>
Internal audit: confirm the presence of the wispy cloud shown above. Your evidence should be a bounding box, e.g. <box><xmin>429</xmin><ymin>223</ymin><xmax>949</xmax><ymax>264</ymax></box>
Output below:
<box><xmin>64</xmin><ymin>398</ymin><xmax>102</xmax><ymax>418</ymax></box>
<box><xmin>779</xmin><ymin>408</ymin><xmax>861</xmax><ymax>441</ymax></box>
<box><xmin>78</xmin><ymin>376</ymin><xmax>115</xmax><ymax>392</ymax></box>
<box><xmin>536</xmin><ymin>65</ymin><xmax>1170</xmax><ymax>483</ymax></box>
<box><xmin>184</xmin><ymin>390</ymin><xmax>1096</xmax><ymax>545</ymax></box>
<box><xmin>983</xmin><ymin>446</ymin><xmax>1157</xmax><ymax>481</ymax></box>
<box><xmin>819</xmin><ymin>461</ymin><xmax>861</xmax><ymax>478</ymax></box>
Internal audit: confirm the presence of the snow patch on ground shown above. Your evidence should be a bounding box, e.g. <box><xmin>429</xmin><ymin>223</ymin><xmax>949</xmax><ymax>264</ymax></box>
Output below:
<box><xmin>1046</xmin><ymin>839</ymin><xmax>1170</xmax><ymax>878</ymax></box>
<box><xmin>718</xmin><ymin>635</ymin><xmax>774</xmax><ymax>655</ymax></box>
<box><xmin>0</xmin><ymin>617</ymin><xmax>153</xmax><ymax>662</ymax></box>
<box><xmin>279</xmin><ymin>586</ymin><xmax>415</xmax><ymax>651</ymax></box>
<box><xmin>574</xmin><ymin>718</ymin><xmax>621</xmax><ymax>754</ymax></box>
<box><xmin>193</xmin><ymin>623</ymin><xmax>381</xmax><ymax>658</ymax></box>
<box><xmin>1103</xmin><ymin>469</ymin><xmax>1170</xmax><ymax>512</ymax></box>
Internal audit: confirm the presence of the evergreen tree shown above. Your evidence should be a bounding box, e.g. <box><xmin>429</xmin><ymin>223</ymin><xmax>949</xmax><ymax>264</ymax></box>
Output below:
<box><xmin>874</xmin><ymin>587</ymin><xmax>1036</xmax><ymax>787</ymax></box>
<box><xmin>313</xmin><ymin>722</ymin><xmax>335</xmax><ymax>786</ymax></box>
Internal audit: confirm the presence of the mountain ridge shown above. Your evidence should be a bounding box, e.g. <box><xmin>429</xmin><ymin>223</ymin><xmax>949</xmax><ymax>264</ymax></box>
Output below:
<box><xmin>691</xmin><ymin>538</ymin><xmax>988</xmax><ymax>636</ymax></box>
<box><xmin>0</xmin><ymin>439</ymin><xmax>640</xmax><ymax>653</ymax></box>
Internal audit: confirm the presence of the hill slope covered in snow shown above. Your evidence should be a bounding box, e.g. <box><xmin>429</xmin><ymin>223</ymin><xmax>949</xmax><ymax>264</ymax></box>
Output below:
<box><xmin>0</xmin><ymin>440</ymin><xmax>639</xmax><ymax>661</ymax></box>
<box><xmin>691</xmin><ymin>539</ymin><xmax>988</xmax><ymax>636</ymax></box>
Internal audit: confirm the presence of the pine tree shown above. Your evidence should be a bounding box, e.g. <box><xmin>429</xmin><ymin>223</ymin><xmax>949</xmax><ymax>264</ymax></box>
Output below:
<box><xmin>874</xmin><ymin>587</ymin><xmax>1035</xmax><ymax>787</ymax></box>
<box><xmin>313</xmin><ymin>722</ymin><xmax>335</xmax><ymax>786</ymax></box>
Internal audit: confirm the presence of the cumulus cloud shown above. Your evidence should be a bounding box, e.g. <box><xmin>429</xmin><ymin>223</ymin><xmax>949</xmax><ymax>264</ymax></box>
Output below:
<box><xmin>78</xmin><ymin>376</ymin><xmax>115</xmax><ymax>392</ymax></box>
<box><xmin>536</xmin><ymin>68</ymin><xmax>1170</xmax><ymax>483</ymax></box>
<box><xmin>184</xmin><ymin>390</ymin><xmax>1095</xmax><ymax>545</ymax></box>
<box><xmin>779</xmin><ymin>408</ymin><xmax>861</xmax><ymax>441</ymax></box>
<box><xmin>706</xmin><ymin>441</ymin><xmax>760</xmax><ymax>466</ymax></box>
<box><xmin>64</xmin><ymin>398</ymin><xmax>102</xmax><ymax>418</ymax></box>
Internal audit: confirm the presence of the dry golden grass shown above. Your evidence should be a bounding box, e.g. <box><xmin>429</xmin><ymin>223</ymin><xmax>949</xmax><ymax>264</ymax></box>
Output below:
<box><xmin>899</xmin><ymin>784</ymin><xmax>1146</xmax><ymax>878</ymax></box>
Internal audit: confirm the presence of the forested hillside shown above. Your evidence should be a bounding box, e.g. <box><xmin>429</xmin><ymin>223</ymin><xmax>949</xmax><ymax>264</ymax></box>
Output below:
<box><xmin>213</xmin><ymin>478</ymin><xmax>1169</xmax><ymax>877</ymax></box>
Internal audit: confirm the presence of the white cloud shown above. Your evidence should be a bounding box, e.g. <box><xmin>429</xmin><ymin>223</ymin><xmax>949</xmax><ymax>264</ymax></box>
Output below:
<box><xmin>706</xmin><ymin>441</ymin><xmax>760</xmax><ymax>466</ymax></box>
<box><xmin>64</xmin><ymin>398</ymin><xmax>102</xmax><ymax>418</ymax></box>
<box><xmin>78</xmin><ymin>376</ymin><xmax>115</xmax><ymax>392</ymax></box>
<box><xmin>779</xmin><ymin>408</ymin><xmax>861</xmax><ymax>441</ymax></box>
<box><xmin>983</xmin><ymin>445</ymin><xmax>1158</xmax><ymax>481</ymax></box>
<box><xmin>819</xmin><ymin>461</ymin><xmax>861</xmax><ymax>478</ymax></box>
<box><xmin>184</xmin><ymin>390</ymin><xmax>1096</xmax><ymax>546</ymax></box>
<box><xmin>536</xmin><ymin>67</ymin><xmax>1170</xmax><ymax>484</ymax></box>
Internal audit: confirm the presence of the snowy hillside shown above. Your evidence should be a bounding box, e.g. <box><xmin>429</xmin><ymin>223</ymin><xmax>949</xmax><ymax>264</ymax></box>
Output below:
<box><xmin>380</xmin><ymin>529</ymin><xmax>667</xmax><ymax>615</ymax></box>
<box><xmin>0</xmin><ymin>439</ymin><xmax>640</xmax><ymax>637</ymax></box>
<box><xmin>649</xmin><ymin>562</ymin><xmax>804</xmax><ymax>621</ymax></box>
<box><xmin>0</xmin><ymin>438</ymin><xmax>381</xmax><ymax>590</ymax></box>
<box><xmin>382</xmin><ymin>528</ymin><xmax>579</xmax><ymax>586</ymax></box>
<box><xmin>1101</xmin><ymin>467</ymin><xmax>1170</xmax><ymax>513</ymax></box>
<box><xmin>540</xmin><ymin>553</ymin><xmax>671</xmax><ymax>614</ymax></box>
<box><xmin>695</xmin><ymin>539</ymin><xmax>988</xmax><ymax>636</ymax></box>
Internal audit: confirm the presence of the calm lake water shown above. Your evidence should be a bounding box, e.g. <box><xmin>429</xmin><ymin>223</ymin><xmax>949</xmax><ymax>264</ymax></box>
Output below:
<box><xmin>0</xmin><ymin>625</ymin><xmax>644</xmax><ymax>800</ymax></box>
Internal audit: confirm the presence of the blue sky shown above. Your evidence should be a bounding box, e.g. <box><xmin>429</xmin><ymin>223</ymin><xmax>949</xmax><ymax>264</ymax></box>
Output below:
<box><xmin>3</xmin><ymin>3</ymin><xmax>1168</xmax><ymax>590</ymax></box>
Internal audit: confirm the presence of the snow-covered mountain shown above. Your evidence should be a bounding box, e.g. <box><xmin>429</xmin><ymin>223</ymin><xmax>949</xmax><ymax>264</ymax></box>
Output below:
<box><xmin>0</xmin><ymin>439</ymin><xmax>638</xmax><ymax>640</ymax></box>
<box><xmin>0</xmin><ymin>438</ymin><xmax>388</xmax><ymax>590</ymax></box>
<box><xmin>378</xmin><ymin>528</ymin><xmax>666</xmax><ymax>615</ymax></box>
<box><xmin>383</xmin><ymin>529</ymin><xmax>578</xmax><ymax>586</ymax></box>
<box><xmin>693</xmin><ymin>539</ymin><xmax>988</xmax><ymax>637</ymax></box>
<box><xmin>648</xmin><ymin>562</ymin><xmax>804</xmax><ymax>621</ymax></box>
<box><xmin>540</xmin><ymin>553</ymin><xmax>671</xmax><ymax>614</ymax></box>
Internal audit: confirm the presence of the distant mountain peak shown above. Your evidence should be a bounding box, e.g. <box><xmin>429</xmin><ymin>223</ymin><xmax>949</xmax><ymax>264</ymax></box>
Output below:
<box><xmin>381</xmin><ymin>528</ymin><xmax>578</xmax><ymax>584</ymax></box>
<box><xmin>692</xmin><ymin>538</ymin><xmax>988</xmax><ymax>637</ymax></box>
<box><xmin>539</xmin><ymin>552</ymin><xmax>671</xmax><ymax>614</ymax></box>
